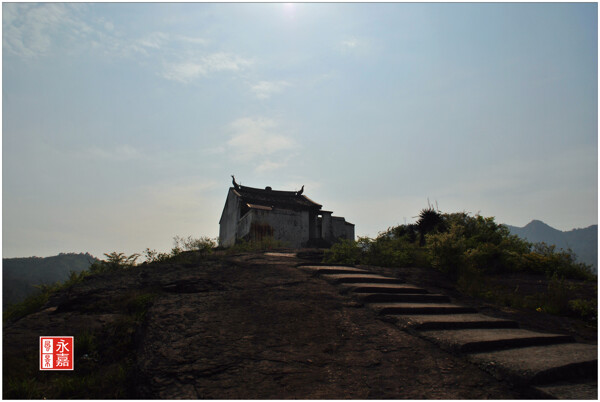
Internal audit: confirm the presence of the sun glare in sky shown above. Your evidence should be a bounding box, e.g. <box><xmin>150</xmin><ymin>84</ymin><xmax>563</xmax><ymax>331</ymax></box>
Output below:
<box><xmin>282</xmin><ymin>3</ymin><xmax>298</xmax><ymax>20</ymax></box>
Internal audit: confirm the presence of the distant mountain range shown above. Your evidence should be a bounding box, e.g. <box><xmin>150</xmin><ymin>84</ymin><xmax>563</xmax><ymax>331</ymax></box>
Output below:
<box><xmin>505</xmin><ymin>220</ymin><xmax>597</xmax><ymax>272</ymax></box>
<box><xmin>2</xmin><ymin>253</ymin><xmax>98</xmax><ymax>306</ymax></box>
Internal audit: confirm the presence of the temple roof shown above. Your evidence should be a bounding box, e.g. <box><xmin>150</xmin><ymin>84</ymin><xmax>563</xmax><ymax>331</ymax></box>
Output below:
<box><xmin>232</xmin><ymin>185</ymin><xmax>322</xmax><ymax>210</ymax></box>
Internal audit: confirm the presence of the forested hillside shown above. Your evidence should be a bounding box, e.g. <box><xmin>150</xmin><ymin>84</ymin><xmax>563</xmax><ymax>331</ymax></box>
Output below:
<box><xmin>3</xmin><ymin>253</ymin><xmax>98</xmax><ymax>306</ymax></box>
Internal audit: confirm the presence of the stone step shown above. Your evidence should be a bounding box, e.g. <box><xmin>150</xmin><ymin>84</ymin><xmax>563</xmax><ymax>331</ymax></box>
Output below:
<box><xmin>533</xmin><ymin>379</ymin><xmax>598</xmax><ymax>400</ymax></box>
<box><xmin>264</xmin><ymin>252</ymin><xmax>297</xmax><ymax>258</ymax></box>
<box><xmin>301</xmin><ymin>260</ymin><xmax>597</xmax><ymax>398</ymax></box>
<box><xmin>357</xmin><ymin>293</ymin><xmax>450</xmax><ymax>303</ymax></box>
<box><xmin>468</xmin><ymin>343</ymin><xmax>597</xmax><ymax>386</ymax></box>
<box><xmin>419</xmin><ymin>328</ymin><xmax>575</xmax><ymax>354</ymax></box>
<box><xmin>369</xmin><ymin>302</ymin><xmax>477</xmax><ymax>315</ymax></box>
<box><xmin>298</xmin><ymin>265</ymin><xmax>370</xmax><ymax>275</ymax></box>
<box><xmin>320</xmin><ymin>274</ymin><xmax>404</xmax><ymax>285</ymax></box>
<box><xmin>394</xmin><ymin>313</ymin><xmax>520</xmax><ymax>330</ymax></box>
<box><xmin>341</xmin><ymin>283</ymin><xmax>429</xmax><ymax>294</ymax></box>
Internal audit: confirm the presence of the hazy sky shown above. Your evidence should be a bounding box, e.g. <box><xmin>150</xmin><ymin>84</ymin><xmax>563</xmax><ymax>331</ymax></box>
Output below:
<box><xmin>3</xmin><ymin>3</ymin><xmax>597</xmax><ymax>258</ymax></box>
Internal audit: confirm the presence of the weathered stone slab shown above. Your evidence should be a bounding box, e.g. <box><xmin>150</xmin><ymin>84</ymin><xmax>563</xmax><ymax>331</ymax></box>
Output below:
<box><xmin>264</xmin><ymin>252</ymin><xmax>297</xmax><ymax>258</ymax></box>
<box><xmin>468</xmin><ymin>343</ymin><xmax>597</xmax><ymax>385</ymax></box>
<box><xmin>357</xmin><ymin>293</ymin><xmax>450</xmax><ymax>303</ymax></box>
<box><xmin>419</xmin><ymin>328</ymin><xmax>574</xmax><ymax>353</ymax></box>
<box><xmin>369</xmin><ymin>303</ymin><xmax>477</xmax><ymax>315</ymax></box>
<box><xmin>394</xmin><ymin>314</ymin><xmax>520</xmax><ymax>330</ymax></box>
<box><xmin>320</xmin><ymin>274</ymin><xmax>404</xmax><ymax>284</ymax></box>
<box><xmin>299</xmin><ymin>265</ymin><xmax>370</xmax><ymax>275</ymax></box>
<box><xmin>533</xmin><ymin>380</ymin><xmax>598</xmax><ymax>400</ymax></box>
<box><xmin>340</xmin><ymin>283</ymin><xmax>428</xmax><ymax>294</ymax></box>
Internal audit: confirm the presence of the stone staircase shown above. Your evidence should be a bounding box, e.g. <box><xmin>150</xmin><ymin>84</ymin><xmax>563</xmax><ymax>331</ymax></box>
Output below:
<box><xmin>298</xmin><ymin>264</ymin><xmax>598</xmax><ymax>400</ymax></box>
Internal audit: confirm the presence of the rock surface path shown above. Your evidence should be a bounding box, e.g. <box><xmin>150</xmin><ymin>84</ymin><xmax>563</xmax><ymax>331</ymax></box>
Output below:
<box><xmin>135</xmin><ymin>252</ymin><xmax>522</xmax><ymax>398</ymax></box>
<box><xmin>3</xmin><ymin>250</ymin><xmax>597</xmax><ymax>399</ymax></box>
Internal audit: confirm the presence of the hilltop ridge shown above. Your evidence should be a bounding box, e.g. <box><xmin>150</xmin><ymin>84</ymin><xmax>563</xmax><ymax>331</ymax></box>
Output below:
<box><xmin>1</xmin><ymin>250</ymin><xmax>530</xmax><ymax>399</ymax></box>
<box><xmin>506</xmin><ymin>220</ymin><xmax>597</xmax><ymax>271</ymax></box>
<box><xmin>3</xmin><ymin>249</ymin><xmax>596</xmax><ymax>399</ymax></box>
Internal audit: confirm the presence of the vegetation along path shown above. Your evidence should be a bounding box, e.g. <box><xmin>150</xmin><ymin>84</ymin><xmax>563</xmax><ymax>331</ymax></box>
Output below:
<box><xmin>3</xmin><ymin>249</ymin><xmax>597</xmax><ymax>398</ymax></box>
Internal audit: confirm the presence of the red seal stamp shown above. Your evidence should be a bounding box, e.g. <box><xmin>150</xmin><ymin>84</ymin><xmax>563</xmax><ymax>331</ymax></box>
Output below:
<box><xmin>40</xmin><ymin>336</ymin><xmax>74</xmax><ymax>370</ymax></box>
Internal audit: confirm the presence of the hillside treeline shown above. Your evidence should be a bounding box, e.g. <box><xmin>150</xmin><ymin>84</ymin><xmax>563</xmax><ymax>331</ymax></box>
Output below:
<box><xmin>3</xmin><ymin>253</ymin><xmax>98</xmax><ymax>306</ymax></box>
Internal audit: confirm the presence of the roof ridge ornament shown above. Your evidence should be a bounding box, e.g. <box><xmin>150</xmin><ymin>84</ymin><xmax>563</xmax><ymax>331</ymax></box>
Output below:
<box><xmin>231</xmin><ymin>175</ymin><xmax>240</xmax><ymax>191</ymax></box>
<box><xmin>296</xmin><ymin>185</ymin><xmax>304</xmax><ymax>196</ymax></box>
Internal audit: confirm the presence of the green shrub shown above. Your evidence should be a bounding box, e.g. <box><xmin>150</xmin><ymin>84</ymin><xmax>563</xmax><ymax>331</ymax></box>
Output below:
<box><xmin>143</xmin><ymin>248</ymin><xmax>173</xmax><ymax>263</ymax></box>
<box><xmin>542</xmin><ymin>274</ymin><xmax>572</xmax><ymax>315</ymax></box>
<box><xmin>75</xmin><ymin>330</ymin><xmax>97</xmax><ymax>358</ymax></box>
<box><xmin>463</xmin><ymin>242</ymin><xmax>525</xmax><ymax>275</ymax></box>
<box><xmin>426</xmin><ymin>228</ymin><xmax>466</xmax><ymax>275</ymax></box>
<box><xmin>125</xmin><ymin>292</ymin><xmax>158</xmax><ymax>320</ymax></box>
<box><xmin>568</xmin><ymin>298</ymin><xmax>598</xmax><ymax>321</ymax></box>
<box><xmin>173</xmin><ymin>235</ymin><xmax>217</xmax><ymax>253</ymax></box>
<box><xmin>323</xmin><ymin>238</ymin><xmax>362</xmax><ymax>265</ymax></box>
<box><xmin>416</xmin><ymin>205</ymin><xmax>445</xmax><ymax>245</ymax></box>
<box><xmin>3</xmin><ymin>287</ymin><xmax>53</xmax><ymax>322</ymax></box>
<box><xmin>3</xmin><ymin>269</ymin><xmax>89</xmax><ymax>323</ymax></box>
<box><xmin>89</xmin><ymin>252</ymin><xmax>139</xmax><ymax>273</ymax></box>
<box><xmin>322</xmin><ymin>235</ymin><xmax>418</xmax><ymax>267</ymax></box>
<box><xmin>227</xmin><ymin>236</ymin><xmax>288</xmax><ymax>253</ymax></box>
<box><xmin>388</xmin><ymin>224</ymin><xmax>418</xmax><ymax>243</ymax></box>
<box><xmin>521</xmin><ymin>243</ymin><xmax>596</xmax><ymax>281</ymax></box>
<box><xmin>425</xmin><ymin>213</ymin><xmax>592</xmax><ymax>281</ymax></box>
<box><xmin>362</xmin><ymin>235</ymin><xmax>416</xmax><ymax>267</ymax></box>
